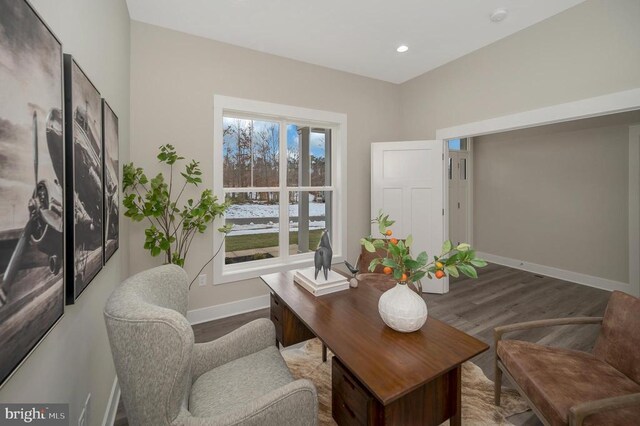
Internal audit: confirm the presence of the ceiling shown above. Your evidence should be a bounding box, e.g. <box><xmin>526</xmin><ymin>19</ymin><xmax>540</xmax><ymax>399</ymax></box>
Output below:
<box><xmin>126</xmin><ymin>0</ymin><xmax>585</xmax><ymax>84</ymax></box>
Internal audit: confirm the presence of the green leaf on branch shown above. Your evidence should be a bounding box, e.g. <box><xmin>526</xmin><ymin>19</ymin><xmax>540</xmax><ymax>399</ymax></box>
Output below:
<box><xmin>381</xmin><ymin>258</ymin><xmax>399</xmax><ymax>269</ymax></box>
<box><xmin>369</xmin><ymin>258</ymin><xmax>381</xmax><ymax>272</ymax></box>
<box><xmin>411</xmin><ymin>271</ymin><xmax>426</xmax><ymax>282</ymax></box>
<box><xmin>361</xmin><ymin>238</ymin><xmax>375</xmax><ymax>252</ymax></box>
<box><xmin>416</xmin><ymin>252</ymin><xmax>428</xmax><ymax>267</ymax></box>
<box><xmin>442</xmin><ymin>240</ymin><xmax>453</xmax><ymax>253</ymax></box>
<box><xmin>393</xmin><ymin>268</ymin><xmax>403</xmax><ymax>281</ymax></box>
<box><xmin>218</xmin><ymin>224</ymin><xmax>234</xmax><ymax>234</ymax></box>
<box><xmin>403</xmin><ymin>258</ymin><xmax>418</xmax><ymax>269</ymax></box>
<box><xmin>445</xmin><ymin>265</ymin><xmax>459</xmax><ymax>278</ymax></box>
<box><xmin>372</xmin><ymin>239</ymin><xmax>386</xmax><ymax>249</ymax></box>
<box><xmin>457</xmin><ymin>264</ymin><xmax>478</xmax><ymax>278</ymax></box>
<box><xmin>470</xmin><ymin>258</ymin><xmax>488</xmax><ymax>267</ymax></box>
<box><xmin>456</xmin><ymin>243</ymin><xmax>471</xmax><ymax>252</ymax></box>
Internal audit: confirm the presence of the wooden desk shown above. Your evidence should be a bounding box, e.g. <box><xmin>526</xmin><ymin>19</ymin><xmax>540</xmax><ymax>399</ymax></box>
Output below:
<box><xmin>261</xmin><ymin>271</ymin><xmax>489</xmax><ymax>426</ymax></box>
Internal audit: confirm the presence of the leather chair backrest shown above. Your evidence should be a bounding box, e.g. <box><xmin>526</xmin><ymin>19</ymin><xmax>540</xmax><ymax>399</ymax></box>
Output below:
<box><xmin>593</xmin><ymin>291</ymin><xmax>640</xmax><ymax>384</ymax></box>
<box><xmin>104</xmin><ymin>265</ymin><xmax>193</xmax><ymax>426</ymax></box>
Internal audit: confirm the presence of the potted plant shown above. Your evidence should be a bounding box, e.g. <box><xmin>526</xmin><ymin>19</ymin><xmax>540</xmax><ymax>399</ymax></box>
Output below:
<box><xmin>123</xmin><ymin>144</ymin><xmax>232</xmax><ymax>287</ymax></box>
<box><xmin>360</xmin><ymin>211</ymin><xmax>486</xmax><ymax>332</ymax></box>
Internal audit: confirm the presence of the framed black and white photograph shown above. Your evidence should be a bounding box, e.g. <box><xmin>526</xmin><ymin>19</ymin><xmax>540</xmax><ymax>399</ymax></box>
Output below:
<box><xmin>64</xmin><ymin>55</ymin><xmax>103</xmax><ymax>303</ymax></box>
<box><xmin>102</xmin><ymin>100</ymin><xmax>119</xmax><ymax>263</ymax></box>
<box><xmin>0</xmin><ymin>0</ymin><xmax>65</xmax><ymax>387</ymax></box>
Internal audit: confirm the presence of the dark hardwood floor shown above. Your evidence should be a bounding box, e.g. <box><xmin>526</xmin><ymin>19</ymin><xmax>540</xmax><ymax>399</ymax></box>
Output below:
<box><xmin>115</xmin><ymin>263</ymin><xmax>611</xmax><ymax>426</ymax></box>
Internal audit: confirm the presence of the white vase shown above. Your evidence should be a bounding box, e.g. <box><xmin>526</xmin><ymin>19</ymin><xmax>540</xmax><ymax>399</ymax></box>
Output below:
<box><xmin>378</xmin><ymin>282</ymin><xmax>428</xmax><ymax>332</ymax></box>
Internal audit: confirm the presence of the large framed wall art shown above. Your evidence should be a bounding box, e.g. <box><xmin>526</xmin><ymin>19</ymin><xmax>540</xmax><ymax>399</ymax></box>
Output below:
<box><xmin>64</xmin><ymin>54</ymin><xmax>103</xmax><ymax>303</ymax></box>
<box><xmin>0</xmin><ymin>0</ymin><xmax>65</xmax><ymax>387</ymax></box>
<box><xmin>102</xmin><ymin>100</ymin><xmax>119</xmax><ymax>264</ymax></box>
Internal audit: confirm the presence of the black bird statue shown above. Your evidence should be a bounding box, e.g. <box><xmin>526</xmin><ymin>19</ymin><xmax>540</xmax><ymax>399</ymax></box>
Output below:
<box><xmin>314</xmin><ymin>230</ymin><xmax>333</xmax><ymax>280</ymax></box>
<box><xmin>344</xmin><ymin>259</ymin><xmax>360</xmax><ymax>288</ymax></box>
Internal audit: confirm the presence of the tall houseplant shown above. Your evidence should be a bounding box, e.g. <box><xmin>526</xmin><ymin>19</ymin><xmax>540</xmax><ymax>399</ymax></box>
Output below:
<box><xmin>123</xmin><ymin>145</ymin><xmax>231</xmax><ymax>274</ymax></box>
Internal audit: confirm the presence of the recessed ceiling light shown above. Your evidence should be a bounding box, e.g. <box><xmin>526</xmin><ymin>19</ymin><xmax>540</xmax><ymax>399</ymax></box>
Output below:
<box><xmin>396</xmin><ymin>45</ymin><xmax>409</xmax><ymax>53</ymax></box>
<box><xmin>490</xmin><ymin>8</ymin><xmax>508</xmax><ymax>22</ymax></box>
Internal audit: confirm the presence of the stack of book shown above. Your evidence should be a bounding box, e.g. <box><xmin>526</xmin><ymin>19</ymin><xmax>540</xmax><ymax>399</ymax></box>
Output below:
<box><xmin>293</xmin><ymin>267</ymin><xmax>350</xmax><ymax>296</ymax></box>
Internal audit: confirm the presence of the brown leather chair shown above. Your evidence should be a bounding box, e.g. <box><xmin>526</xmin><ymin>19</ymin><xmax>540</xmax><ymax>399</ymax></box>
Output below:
<box><xmin>494</xmin><ymin>291</ymin><xmax>640</xmax><ymax>426</ymax></box>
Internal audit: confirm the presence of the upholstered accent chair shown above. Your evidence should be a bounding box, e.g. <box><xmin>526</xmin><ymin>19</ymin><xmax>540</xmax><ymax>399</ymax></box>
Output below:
<box><xmin>104</xmin><ymin>265</ymin><xmax>318</xmax><ymax>426</ymax></box>
<box><xmin>495</xmin><ymin>290</ymin><xmax>640</xmax><ymax>426</ymax></box>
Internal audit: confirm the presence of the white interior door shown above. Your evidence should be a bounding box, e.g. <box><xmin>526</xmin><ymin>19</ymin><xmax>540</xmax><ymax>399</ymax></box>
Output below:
<box><xmin>371</xmin><ymin>141</ymin><xmax>448</xmax><ymax>294</ymax></box>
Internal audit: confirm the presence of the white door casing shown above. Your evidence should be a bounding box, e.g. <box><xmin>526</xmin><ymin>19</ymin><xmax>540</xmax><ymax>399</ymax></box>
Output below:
<box><xmin>371</xmin><ymin>141</ymin><xmax>448</xmax><ymax>294</ymax></box>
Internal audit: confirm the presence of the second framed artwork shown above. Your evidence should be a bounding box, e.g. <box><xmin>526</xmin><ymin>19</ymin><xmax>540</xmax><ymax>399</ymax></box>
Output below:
<box><xmin>64</xmin><ymin>54</ymin><xmax>103</xmax><ymax>303</ymax></box>
<box><xmin>102</xmin><ymin>100</ymin><xmax>119</xmax><ymax>263</ymax></box>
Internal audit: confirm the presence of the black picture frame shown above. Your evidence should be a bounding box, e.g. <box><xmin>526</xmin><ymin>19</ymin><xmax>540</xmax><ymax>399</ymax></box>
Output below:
<box><xmin>0</xmin><ymin>0</ymin><xmax>65</xmax><ymax>387</ymax></box>
<box><xmin>64</xmin><ymin>54</ymin><xmax>103</xmax><ymax>304</ymax></box>
<box><xmin>102</xmin><ymin>100</ymin><xmax>119</xmax><ymax>264</ymax></box>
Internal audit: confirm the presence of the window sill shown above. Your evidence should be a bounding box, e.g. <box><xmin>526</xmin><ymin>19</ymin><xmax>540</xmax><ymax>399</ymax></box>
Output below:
<box><xmin>215</xmin><ymin>253</ymin><xmax>345</xmax><ymax>284</ymax></box>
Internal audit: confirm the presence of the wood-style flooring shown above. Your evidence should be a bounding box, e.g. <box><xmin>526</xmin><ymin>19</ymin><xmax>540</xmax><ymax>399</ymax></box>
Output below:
<box><xmin>115</xmin><ymin>263</ymin><xmax>611</xmax><ymax>426</ymax></box>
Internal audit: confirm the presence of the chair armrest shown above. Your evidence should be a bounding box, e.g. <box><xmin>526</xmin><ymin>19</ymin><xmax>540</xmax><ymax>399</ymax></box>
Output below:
<box><xmin>180</xmin><ymin>379</ymin><xmax>318</xmax><ymax>426</ymax></box>
<box><xmin>569</xmin><ymin>393</ymin><xmax>640</xmax><ymax>426</ymax></box>
<box><xmin>494</xmin><ymin>317</ymin><xmax>603</xmax><ymax>344</ymax></box>
<box><xmin>192</xmin><ymin>318</ymin><xmax>275</xmax><ymax>379</ymax></box>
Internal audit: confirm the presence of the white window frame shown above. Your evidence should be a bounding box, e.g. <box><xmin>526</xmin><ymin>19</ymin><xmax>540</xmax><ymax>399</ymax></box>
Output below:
<box><xmin>213</xmin><ymin>95</ymin><xmax>348</xmax><ymax>284</ymax></box>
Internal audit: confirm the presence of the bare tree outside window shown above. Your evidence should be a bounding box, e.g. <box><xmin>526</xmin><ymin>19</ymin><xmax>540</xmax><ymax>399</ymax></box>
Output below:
<box><xmin>222</xmin><ymin>116</ymin><xmax>332</xmax><ymax>265</ymax></box>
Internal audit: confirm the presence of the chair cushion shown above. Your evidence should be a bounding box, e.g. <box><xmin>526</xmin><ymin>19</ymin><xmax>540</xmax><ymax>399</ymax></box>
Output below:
<box><xmin>189</xmin><ymin>346</ymin><xmax>293</xmax><ymax>418</ymax></box>
<box><xmin>498</xmin><ymin>340</ymin><xmax>640</xmax><ymax>426</ymax></box>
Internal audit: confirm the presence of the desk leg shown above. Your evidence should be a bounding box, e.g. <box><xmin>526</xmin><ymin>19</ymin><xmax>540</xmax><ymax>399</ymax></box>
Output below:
<box><xmin>450</xmin><ymin>365</ymin><xmax>462</xmax><ymax>426</ymax></box>
<box><xmin>322</xmin><ymin>343</ymin><xmax>327</xmax><ymax>362</ymax></box>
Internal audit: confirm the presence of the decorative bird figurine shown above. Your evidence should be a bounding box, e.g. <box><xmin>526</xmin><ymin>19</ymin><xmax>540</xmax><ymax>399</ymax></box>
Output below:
<box><xmin>314</xmin><ymin>230</ymin><xmax>333</xmax><ymax>280</ymax></box>
<box><xmin>344</xmin><ymin>260</ymin><xmax>359</xmax><ymax>275</ymax></box>
<box><xmin>344</xmin><ymin>259</ymin><xmax>360</xmax><ymax>288</ymax></box>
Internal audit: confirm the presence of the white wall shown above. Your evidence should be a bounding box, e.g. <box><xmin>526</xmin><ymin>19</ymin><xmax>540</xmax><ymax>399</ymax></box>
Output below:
<box><xmin>129</xmin><ymin>21</ymin><xmax>401</xmax><ymax>311</ymax></box>
<box><xmin>0</xmin><ymin>1</ymin><xmax>130</xmax><ymax>425</ymax></box>
<box><xmin>400</xmin><ymin>0</ymin><xmax>640</xmax><ymax>139</ymax></box>
<box><xmin>128</xmin><ymin>0</ymin><xmax>640</xmax><ymax>313</ymax></box>
<box><xmin>474</xmin><ymin>112</ymin><xmax>640</xmax><ymax>283</ymax></box>
<box><xmin>399</xmin><ymin>0</ymin><xmax>640</xmax><ymax>287</ymax></box>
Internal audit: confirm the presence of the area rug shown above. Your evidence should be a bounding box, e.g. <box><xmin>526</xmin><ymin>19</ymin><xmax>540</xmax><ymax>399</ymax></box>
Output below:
<box><xmin>282</xmin><ymin>338</ymin><xmax>530</xmax><ymax>426</ymax></box>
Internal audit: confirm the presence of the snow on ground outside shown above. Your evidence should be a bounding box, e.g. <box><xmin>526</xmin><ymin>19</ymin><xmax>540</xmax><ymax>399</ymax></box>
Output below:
<box><xmin>229</xmin><ymin>221</ymin><xmax>325</xmax><ymax>236</ymax></box>
<box><xmin>226</xmin><ymin>202</ymin><xmax>326</xmax><ymax>218</ymax></box>
<box><xmin>226</xmin><ymin>203</ymin><xmax>327</xmax><ymax>236</ymax></box>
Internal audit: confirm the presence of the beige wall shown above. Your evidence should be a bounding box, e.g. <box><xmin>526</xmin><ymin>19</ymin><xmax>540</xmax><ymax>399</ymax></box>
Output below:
<box><xmin>474</xmin><ymin>112</ymin><xmax>640</xmax><ymax>283</ymax></box>
<box><xmin>0</xmin><ymin>0</ymin><xmax>130</xmax><ymax>424</ymax></box>
<box><xmin>399</xmin><ymin>0</ymin><xmax>639</xmax><ymax>284</ymax></box>
<box><xmin>399</xmin><ymin>0</ymin><xmax>640</xmax><ymax>140</ymax></box>
<box><xmin>129</xmin><ymin>0</ymin><xmax>640</xmax><ymax>310</ymax></box>
<box><xmin>129</xmin><ymin>22</ymin><xmax>401</xmax><ymax>310</ymax></box>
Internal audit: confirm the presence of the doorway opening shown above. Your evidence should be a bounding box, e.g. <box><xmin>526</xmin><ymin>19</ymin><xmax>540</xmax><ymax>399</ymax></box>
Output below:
<box><xmin>446</xmin><ymin>138</ymin><xmax>471</xmax><ymax>246</ymax></box>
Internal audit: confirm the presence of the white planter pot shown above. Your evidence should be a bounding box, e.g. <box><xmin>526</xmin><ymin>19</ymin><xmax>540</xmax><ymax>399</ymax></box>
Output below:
<box><xmin>378</xmin><ymin>282</ymin><xmax>428</xmax><ymax>332</ymax></box>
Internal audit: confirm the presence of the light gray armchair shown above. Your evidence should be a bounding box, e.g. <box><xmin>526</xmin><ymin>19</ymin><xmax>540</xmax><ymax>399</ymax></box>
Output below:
<box><xmin>104</xmin><ymin>265</ymin><xmax>318</xmax><ymax>426</ymax></box>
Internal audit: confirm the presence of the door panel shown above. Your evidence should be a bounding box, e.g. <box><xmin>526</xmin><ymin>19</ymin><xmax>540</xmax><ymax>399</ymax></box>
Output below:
<box><xmin>372</xmin><ymin>141</ymin><xmax>447</xmax><ymax>294</ymax></box>
<box><xmin>383</xmin><ymin>149</ymin><xmax>432</xmax><ymax>180</ymax></box>
<box><xmin>381</xmin><ymin>188</ymin><xmax>404</xmax><ymax>236</ymax></box>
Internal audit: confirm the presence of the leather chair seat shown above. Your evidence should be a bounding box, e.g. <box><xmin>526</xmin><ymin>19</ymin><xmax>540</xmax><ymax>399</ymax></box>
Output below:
<box><xmin>498</xmin><ymin>340</ymin><xmax>640</xmax><ymax>426</ymax></box>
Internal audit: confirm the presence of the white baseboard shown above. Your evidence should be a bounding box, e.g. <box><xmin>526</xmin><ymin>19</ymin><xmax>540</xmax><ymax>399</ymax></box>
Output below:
<box><xmin>477</xmin><ymin>252</ymin><xmax>630</xmax><ymax>293</ymax></box>
<box><xmin>102</xmin><ymin>377</ymin><xmax>120</xmax><ymax>426</ymax></box>
<box><xmin>187</xmin><ymin>294</ymin><xmax>270</xmax><ymax>325</ymax></box>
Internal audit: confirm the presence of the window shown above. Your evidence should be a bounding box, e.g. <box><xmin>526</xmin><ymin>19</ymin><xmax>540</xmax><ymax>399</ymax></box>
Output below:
<box><xmin>447</xmin><ymin>138</ymin><xmax>468</xmax><ymax>151</ymax></box>
<box><xmin>213</xmin><ymin>96</ymin><xmax>347</xmax><ymax>283</ymax></box>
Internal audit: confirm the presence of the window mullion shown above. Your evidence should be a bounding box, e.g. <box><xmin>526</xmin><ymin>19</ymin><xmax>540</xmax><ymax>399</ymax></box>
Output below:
<box><xmin>279</xmin><ymin>119</ymin><xmax>289</xmax><ymax>260</ymax></box>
